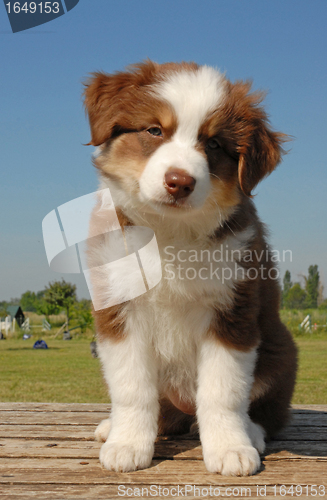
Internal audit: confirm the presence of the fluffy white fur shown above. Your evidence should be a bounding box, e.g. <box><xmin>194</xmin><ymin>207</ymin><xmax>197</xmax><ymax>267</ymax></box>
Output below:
<box><xmin>197</xmin><ymin>340</ymin><xmax>262</xmax><ymax>475</ymax></box>
<box><xmin>94</xmin><ymin>223</ymin><xmax>263</xmax><ymax>475</ymax></box>
<box><xmin>96</xmin><ymin>314</ymin><xmax>264</xmax><ymax>475</ymax></box>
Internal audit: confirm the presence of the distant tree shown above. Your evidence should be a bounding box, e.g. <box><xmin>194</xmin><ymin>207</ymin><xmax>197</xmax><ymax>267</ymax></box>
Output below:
<box><xmin>43</xmin><ymin>280</ymin><xmax>77</xmax><ymax>329</ymax></box>
<box><xmin>20</xmin><ymin>291</ymin><xmax>38</xmax><ymax>312</ymax></box>
<box><xmin>318</xmin><ymin>298</ymin><xmax>327</xmax><ymax>310</ymax></box>
<box><xmin>283</xmin><ymin>270</ymin><xmax>292</xmax><ymax>292</ymax></box>
<box><xmin>282</xmin><ymin>270</ymin><xmax>292</xmax><ymax>307</ymax></box>
<box><xmin>305</xmin><ymin>265</ymin><xmax>319</xmax><ymax>308</ymax></box>
<box><xmin>71</xmin><ymin>299</ymin><xmax>94</xmax><ymax>333</ymax></box>
<box><xmin>284</xmin><ymin>283</ymin><xmax>307</xmax><ymax>309</ymax></box>
<box><xmin>0</xmin><ymin>301</ymin><xmax>9</xmax><ymax>318</ymax></box>
<box><xmin>317</xmin><ymin>281</ymin><xmax>324</xmax><ymax>307</ymax></box>
<box><xmin>36</xmin><ymin>298</ymin><xmax>60</xmax><ymax>321</ymax></box>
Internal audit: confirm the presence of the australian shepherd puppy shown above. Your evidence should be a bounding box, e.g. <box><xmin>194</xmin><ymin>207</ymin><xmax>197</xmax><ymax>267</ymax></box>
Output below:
<box><xmin>83</xmin><ymin>61</ymin><xmax>297</xmax><ymax>476</ymax></box>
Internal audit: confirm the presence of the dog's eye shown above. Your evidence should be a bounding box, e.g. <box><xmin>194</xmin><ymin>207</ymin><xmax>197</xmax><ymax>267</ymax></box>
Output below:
<box><xmin>207</xmin><ymin>138</ymin><xmax>221</xmax><ymax>149</ymax></box>
<box><xmin>147</xmin><ymin>127</ymin><xmax>162</xmax><ymax>137</ymax></box>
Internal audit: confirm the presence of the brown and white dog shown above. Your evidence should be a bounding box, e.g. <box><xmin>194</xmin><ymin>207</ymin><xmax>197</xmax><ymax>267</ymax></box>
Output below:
<box><xmin>84</xmin><ymin>61</ymin><xmax>297</xmax><ymax>476</ymax></box>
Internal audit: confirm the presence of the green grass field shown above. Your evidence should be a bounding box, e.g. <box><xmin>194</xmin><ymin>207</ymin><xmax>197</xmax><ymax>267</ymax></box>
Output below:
<box><xmin>0</xmin><ymin>338</ymin><xmax>109</xmax><ymax>403</ymax></box>
<box><xmin>292</xmin><ymin>335</ymin><xmax>327</xmax><ymax>404</ymax></box>
<box><xmin>0</xmin><ymin>334</ymin><xmax>326</xmax><ymax>404</ymax></box>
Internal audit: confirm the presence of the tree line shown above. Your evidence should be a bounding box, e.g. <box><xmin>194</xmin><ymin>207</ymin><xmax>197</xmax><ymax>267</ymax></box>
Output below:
<box><xmin>0</xmin><ymin>280</ymin><xmax>93</xmax><ymax>332</ymax></box>
<box><xmin>1</xmin><ymin>267</ymin><xmax>326</xmax><ymax>320</ymax></box>
<box><xmin>282</xmin><ymin>265</ymin><xmax>326</xmax><ymax>309</ymax></box>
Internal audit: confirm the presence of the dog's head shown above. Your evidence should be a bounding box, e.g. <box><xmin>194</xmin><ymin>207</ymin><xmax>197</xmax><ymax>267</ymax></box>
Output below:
<box><xmin>84</xmin><ymin>61</ymin><xmax>286</xmax><ymax>218</ymax></box>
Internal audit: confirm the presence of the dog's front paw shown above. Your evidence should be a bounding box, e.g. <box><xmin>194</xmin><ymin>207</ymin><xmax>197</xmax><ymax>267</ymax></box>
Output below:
<box><xmin>248</xmin><ymin>421</ymin><xmax>266</xmax><ymax>454</ymax></box>
<box><xmin>95</xmin><ymin>418</ymin><xmax>111</xmax><ymax>442</ymax></box>
<box><xmin>204</xmin><ymin>445</ymin><xmax>261</xmax><ymax>476</ymax></box>
<box><xmin>100</xmin><ymin>440</ymin><xmax>154</xmax><ymax>472</ymax></box>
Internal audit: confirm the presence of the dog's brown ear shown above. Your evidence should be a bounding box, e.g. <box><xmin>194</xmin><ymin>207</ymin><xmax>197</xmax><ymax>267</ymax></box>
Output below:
<box><xmin>238</xmin><ymin>124</ymin><xmax>287</xmax><ymax>197</ymax></box>
<box><xmin>83</xmin><ymin>61</ymin><xmax>160</xmax><ymax>146</ymax></box>
<box><xmin>83</xmin><ymin>71</ymin><xmax>132</xmax><ymax>146</ymax></box>
<box><xmin>228</xmin><ymin>82</ymin><xmax>289</xmax><ymax>197</ymax></box>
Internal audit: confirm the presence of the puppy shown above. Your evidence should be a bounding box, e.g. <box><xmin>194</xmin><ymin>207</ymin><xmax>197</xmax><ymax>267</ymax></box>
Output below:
<box><xmin>83</xmin><ymin>61</ymin><xmax>297</xmax><ymax>476</ymax></box>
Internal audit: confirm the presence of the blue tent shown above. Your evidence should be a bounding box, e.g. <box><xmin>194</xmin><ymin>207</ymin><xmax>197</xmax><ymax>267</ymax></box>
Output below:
<box><xmin>33</xmin><ymin>340</ymin><xmax>48</xmax><ymax>349</ymax></box>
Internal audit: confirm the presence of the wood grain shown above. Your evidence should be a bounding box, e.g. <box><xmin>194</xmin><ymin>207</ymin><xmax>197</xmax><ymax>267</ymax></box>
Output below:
<box><xmin>0</xmin><ymin>403</ymin><xmax>326</xmax><ymax>499</ymax></box>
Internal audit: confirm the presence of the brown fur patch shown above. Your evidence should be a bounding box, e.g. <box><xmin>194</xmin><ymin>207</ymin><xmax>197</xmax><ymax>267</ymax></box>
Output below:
<box><xmin>211</xmin><ymin>200</ymin><xmax>267</xmax><ymax>351</ymax></box>
<box><xmin>249</xmin><ymin>274</ymin><xmax>298</xmax><ymax>437</ymax></box>
<box><xmin>83</xmin><ymin>60</ymin><xmax>195</xmax><ymax>146</ymax></box>
<box><xmin>92</xmin><ymin>105</ymin><xmax>178</xmax><ymax>189</ymax></box>
<box><xmin>209</xmin><ymin>197</ymin><xmax>297</xmax><ymax>436</ymax></box>
<box><xmin>199</xmin><ymin>80</ymin><xmax>289</xmax><ymax>197</ymax></box>
<box><xmin>207</xmin><ymin>171</ymin><xmax>240</xmax><ymax>210</ymax></box>
<box><xmin>94</xmin><ymin>303</ymin><xmax>126</xmax><ymax>343</ymax></box>
<box><xmin>99</xmin><ymin>133</ymin><xmax>149</xmax><ymax>183</ymax></box>
<box><xmin>224</xmin><ymin>81</ymin><xmax>289</xmax><ymax>196</ymax></box>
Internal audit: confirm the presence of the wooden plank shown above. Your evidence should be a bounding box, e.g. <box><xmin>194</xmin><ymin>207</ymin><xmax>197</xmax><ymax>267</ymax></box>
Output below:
<box><xmin>1</xmin><ymin>409</ymin><xmax>326</xmax><ymax>427</ymax></box>
<box><xmin>0</xmin><ymin>411</ymin><xmax>109</xmax><ymax>425</ymax></box>
<box><xmin>0</xmin><ymin>439</ymin><xmax>199</xmax><ymax>461</ymax></box>
<box><xmin>272</xmin><ymin>428</ymin><xmax>327</xmax><ymax>441</ymax></box>
<box><xmin>0</xmin><ymin>403</ymin><xmax>326</xmax><ymax>500</ymax></box>
<box><xmin>1</xmin><ymin>437</ymin><xmax>326</xmax><ymax>461</ymax></box>
<box><xmin>265</xmin><ymin>440</ymin><xmax>327</xmax><ymax>458</ymax></box>
<box><xmin>0</xmin><ymin>438</ymin><xmax>100</xmax><ymax>459</ymax></box>
<box><xmin>0</xmin><ymin>424</ymin><xmax>95</xmax><ymax>440</ymax></box>
<box><xmin>1</xmin><ymin>408</ymin><xmax>325</xmax><ymax>429</ymax></box>
<box><xmin>0</xmin><ymin>458</ymin><xmax>326</xmax><ymax>485</ymax></box>
<box><xmin>289</xmin><ymin>412</ymin><xmax>327</xmax><ymax>426</ymax></box>
<box><xmin>171</xmin><ymin>442</ymin><xmax>327</xmax><ymax>462</ymax></box>
<box><xmin>1</xmin><ymin>402</ymin><xmax>326</xmax><ymax>413</ymax></box>
<box><xmin>3</xmin><ymin>422</ymin><xmax>326</xmax><ymax>442</ymax></box>
<box><xmin>292</xmin><ymin>404</ymin><xmax>327</xmax><ymax>412</ymax></box>
<box><xmin>0</xmin><ymin>403</ymin><xmax>111</xmax><ymax>412</ymax></box>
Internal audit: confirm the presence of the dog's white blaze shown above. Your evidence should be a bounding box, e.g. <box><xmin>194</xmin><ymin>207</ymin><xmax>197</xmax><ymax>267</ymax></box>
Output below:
<box><xmin>138</xmin><ymin>67</ymin><xmax>228</xmax><ymax>210</ymax></box>
<box><xmin>154</xmin><ymin>66</ymin><xmax>227</xmax><ymax>145</ymax></box>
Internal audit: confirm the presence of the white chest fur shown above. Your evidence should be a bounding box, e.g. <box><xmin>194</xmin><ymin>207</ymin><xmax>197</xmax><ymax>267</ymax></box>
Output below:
<box><xmin>121</xmin><ymin>226</ymin><xmax>253</xmax><ymax>399</ymax></box>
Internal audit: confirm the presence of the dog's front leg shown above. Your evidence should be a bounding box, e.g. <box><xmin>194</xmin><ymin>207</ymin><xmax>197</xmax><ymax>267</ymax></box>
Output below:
<box><xmin>97</xmin><ymin>334</ymin><xmax>159</xmax><ymax>472</ymax></box>
<box><xmin>196</xmin><ymin>336</ymin><xmax>261</xmax><ymax>476</ymax></box>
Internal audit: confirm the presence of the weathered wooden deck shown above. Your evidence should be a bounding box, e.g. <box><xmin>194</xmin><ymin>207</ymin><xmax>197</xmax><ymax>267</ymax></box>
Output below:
<box><xmin>0</xmin><ymin>403</ymin><xmax>326</xmax><ymax>499</ymax></box>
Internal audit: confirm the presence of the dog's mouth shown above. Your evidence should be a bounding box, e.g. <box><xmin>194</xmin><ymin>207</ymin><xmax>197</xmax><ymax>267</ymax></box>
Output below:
<box><xmin>137</xmin><ymin>187</ymin><xmax>200</xmax><ymax>215</ymax></box>
<box><xmin>155</xmin><ymin>197</ymin><xmax>193</xmax><ymax>211</ymax></box>
<box><xmin>162</xmin><ymin>198</ymin><xmax>192</xmax><ymax>208</ymax></box>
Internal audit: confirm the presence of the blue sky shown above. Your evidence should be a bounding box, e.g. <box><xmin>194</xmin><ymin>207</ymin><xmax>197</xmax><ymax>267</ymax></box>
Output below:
<box><xmin>1</xmin><ymin>0</ymin><xmax>326</xmax><ymax>301</ymax></box>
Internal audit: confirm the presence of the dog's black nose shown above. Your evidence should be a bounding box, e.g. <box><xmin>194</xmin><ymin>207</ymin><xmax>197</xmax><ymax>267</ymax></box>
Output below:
<box><xmin>164</xmin><ymin>170</ymin><xmax>196</xmax><ymax>200</ymax></box>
